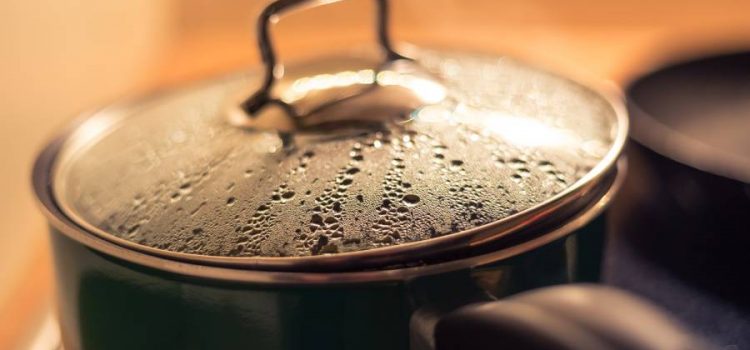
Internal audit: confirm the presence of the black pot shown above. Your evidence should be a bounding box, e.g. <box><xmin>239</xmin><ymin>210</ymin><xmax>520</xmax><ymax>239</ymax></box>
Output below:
<box><xmin>30</xmin><ymin>0</ymin><xmax>708</xmax><ymax>349</ymax></box>
<box><xmin>610</xmin><ymin>50</ymin><xmax>750</xmax><ymax>347</ymax></box>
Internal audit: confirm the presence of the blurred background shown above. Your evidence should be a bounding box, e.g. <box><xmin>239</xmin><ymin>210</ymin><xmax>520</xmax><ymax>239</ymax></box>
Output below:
<box><xmin>2</xmin><ymin>0</ymin><xmax>750</xmax><ymax>348</ymax></box>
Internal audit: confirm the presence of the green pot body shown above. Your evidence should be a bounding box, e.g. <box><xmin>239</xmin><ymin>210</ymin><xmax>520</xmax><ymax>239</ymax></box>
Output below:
<box><xmin>50</xmin><ymin>215</ymin><xmax>604</xmax><ymax>350</ymax></box>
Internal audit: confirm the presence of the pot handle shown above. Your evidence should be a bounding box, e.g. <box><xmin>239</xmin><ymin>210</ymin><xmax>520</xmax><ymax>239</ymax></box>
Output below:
<box><xmin>240</xmin><ymin>0</ymin><xmax>404</xmax><ymax>118</ymax></box>
<box><xmin>415</xmin><ymin>284</ymin><xmax>712</xmax><ymax>350</ymax></box>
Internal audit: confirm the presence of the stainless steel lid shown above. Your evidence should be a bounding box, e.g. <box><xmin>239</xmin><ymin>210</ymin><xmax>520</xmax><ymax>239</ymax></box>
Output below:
<box><xmin>49</xmin><ymin>0</ymin><xmax>626</xmax><ymax>271</ymax></box>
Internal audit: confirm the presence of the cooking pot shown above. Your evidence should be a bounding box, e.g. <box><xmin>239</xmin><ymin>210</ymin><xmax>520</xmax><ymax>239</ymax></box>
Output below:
<box><xmin>610</xmin><ymin>50</ymin><xmax>750</xmax><ymax>346</ymax></box>
<box><xmin>32</xmin><ymin>1</ymin><xmax>698</xmax><ymax>349</ymax></box>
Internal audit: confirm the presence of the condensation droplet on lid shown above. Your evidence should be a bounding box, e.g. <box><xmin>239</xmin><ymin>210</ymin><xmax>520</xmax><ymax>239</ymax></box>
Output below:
<box><xmin>402</xmin><ymin>194</ymin><xmax>420</xmax><ymax>206</ymax></box>
<box><xmin>449</xmin><ymin>160</ymin><xmax>464</xmax><ymax>171</ymax></box>
<box><xmin>310</xmin><ymin>214</ymin><xmax>323</xmax><ymax>225</ymax></box>
<box><xmin>127</xmin><ymin>225</ymin><xmax>140</xmax><ymax>236</ymax></box>
<box><xmin>509</xmin><ymin>158</ymin><xmax>527</xmax><ymax>168</ymax></box>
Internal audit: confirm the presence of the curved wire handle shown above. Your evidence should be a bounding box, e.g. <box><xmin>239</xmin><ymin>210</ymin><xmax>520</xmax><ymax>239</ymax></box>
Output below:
<box><xmin>240</xmin><ymin>0</ymin><xmax>405</xmax><ymax>117</ymax></box>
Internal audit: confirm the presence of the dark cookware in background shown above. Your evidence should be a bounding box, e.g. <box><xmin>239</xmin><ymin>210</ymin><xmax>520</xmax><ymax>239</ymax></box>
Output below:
<box><xmin>611</xmin><ymin>51</ymin><xmax>750</xmax><ymax>348</ymax></box>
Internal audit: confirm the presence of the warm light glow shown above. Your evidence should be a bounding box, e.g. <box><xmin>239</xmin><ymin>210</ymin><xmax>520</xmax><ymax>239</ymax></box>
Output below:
<box><xmin>282</xmin><ymin>69</ymin><xmax>375</xmax><ymax>102</ymax></box>
<box><xmin>281</xmin><ymin>68</ymin><xmax>446</xmax><ymax>105</ymax></box>
<box><xmin>481</xmin><ymin>112</ymin><xmax>577</xmax><ymax>148</ymax></box>
<box><xmin>416</xmin><ymin>105</ymin><xmax>577</xmax><ymax>148</ymax></box>
<box><xmin>376</xmin><ymin>70</ymin><xmax>446</xmax><ymax>104</ymax></box>
<box><xmin>66</xmin><ymin>112</ymin><xmax>121</xmax><ymax>154</ymax></box>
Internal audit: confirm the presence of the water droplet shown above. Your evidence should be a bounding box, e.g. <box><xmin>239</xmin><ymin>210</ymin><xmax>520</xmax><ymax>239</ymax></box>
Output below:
<box><xmin>189</xmin><ymin>201</ymin><xmax>206</xmax><ymax>216</ymax></box>
<box><xmin>509</xmin><ymin>158</ymin><xmax>527</xmax><ymax>169</ymax></box>
<box><xmin>450</xmin><ymin>160</ymin><xmax>464</xmax><ymax>171</ymax></box>
<box><xmin>127</xmin><ymin>225</ymin><xmax>140</xmax><ymax>235</ymax></box>
<box><xmin>311</xmin><ymin>214</ymin><xmax>323</xmax><ymax>225</ymax></box>
<box><xmin>402</xmin><ymin>194</ymin><xmax>420</xmax><ymax>206</ymax></box>
<box><xmin>179</xmin><ymin>182</ymin><xmax>192</xmax><ymax>190</ymax></box>
<box><xmin>511</xmin><ymin>174</ymin><xmax>523</xmax><ymax>183</ymax></box>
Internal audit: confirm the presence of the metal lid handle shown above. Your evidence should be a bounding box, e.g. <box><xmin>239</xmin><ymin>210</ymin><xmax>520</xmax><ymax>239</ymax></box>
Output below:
<box><xmin>240</xmin><ymin>0</ymin><xmax>404</xmax><ymax>117</ymax></box>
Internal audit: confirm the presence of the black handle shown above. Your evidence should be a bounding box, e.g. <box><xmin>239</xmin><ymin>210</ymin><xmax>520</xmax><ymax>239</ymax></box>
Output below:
<box><xmin>424</xmin><ymin>284</ymin><xmax>712</xmax><ymax>350</ymax></box>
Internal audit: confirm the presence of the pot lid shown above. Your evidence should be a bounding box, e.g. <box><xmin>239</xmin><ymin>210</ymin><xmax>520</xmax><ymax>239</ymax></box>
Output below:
<box><xmin>51</xmin><ymin>0</ymin><xmax>625</xmax><ymax>271</ymax></box>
